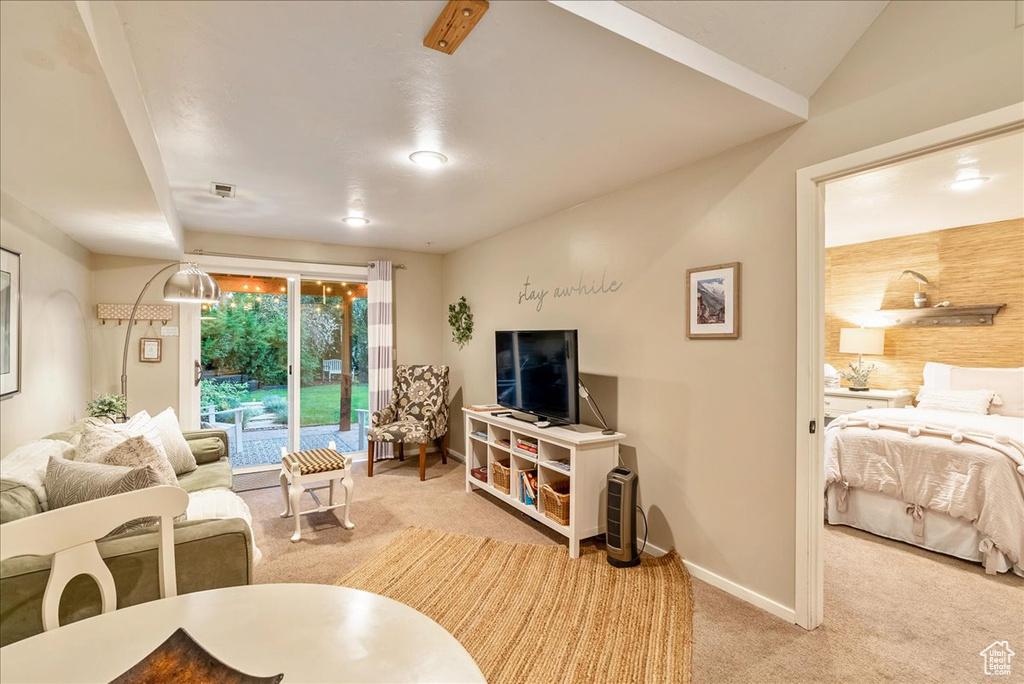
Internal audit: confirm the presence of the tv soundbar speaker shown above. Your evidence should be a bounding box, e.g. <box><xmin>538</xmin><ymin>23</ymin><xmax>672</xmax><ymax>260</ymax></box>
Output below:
<box><xmin>606</xmin><ymin>466</ymin><xmax>640</xmax><ymax>567</ymax></box>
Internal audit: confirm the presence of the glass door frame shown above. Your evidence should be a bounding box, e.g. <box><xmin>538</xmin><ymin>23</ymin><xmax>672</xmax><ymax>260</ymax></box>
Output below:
<box><xmin>180</xmin><ymin>255</ymin><xmax>368</xmax><ymax>469</ymax></box>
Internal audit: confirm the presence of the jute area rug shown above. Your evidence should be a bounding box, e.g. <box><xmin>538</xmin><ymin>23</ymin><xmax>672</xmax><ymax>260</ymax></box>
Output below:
<box><xmin>339</xmin><ymin>527</ymin><xmax>692</xmax><ymax>684</ymax></box>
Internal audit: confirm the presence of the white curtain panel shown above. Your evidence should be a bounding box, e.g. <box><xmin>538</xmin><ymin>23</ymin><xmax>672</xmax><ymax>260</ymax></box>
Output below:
<box><xmin>368</xmin><ymin>260</ymin><xmax>394</xmax><ymax>459</ymax></box>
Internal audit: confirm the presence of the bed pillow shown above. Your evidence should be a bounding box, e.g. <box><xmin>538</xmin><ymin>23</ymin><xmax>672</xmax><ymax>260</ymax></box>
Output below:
<box><xmin>922</xmin><ymin>362</ymin><xmax>1024</xmax><ymax>417</ymax></box>
<box><xmin>149</xmin><ymin>408</ymin><xmax>198</xmax><ymax>475</ymax></box>
<box><xmin>915</xmin><ymin>388</ymin><xmax>1000</xmax><ymax>415</ymax></box>
<box><xmin>44</xmin><ymin>457</ymin><xmax>163</xmax><ymax>535</ymax></box>
<box><xmin>0</xmin><ymin>439</ymin><xmax>74</xmax><ymax>510</ymax></box>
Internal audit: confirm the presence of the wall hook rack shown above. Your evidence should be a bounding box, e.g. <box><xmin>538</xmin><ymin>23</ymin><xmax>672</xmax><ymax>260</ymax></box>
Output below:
<box><xmin>98</xmin><ymin>303</ymin><xmax>174</xmax><ymax>326</ymax></box>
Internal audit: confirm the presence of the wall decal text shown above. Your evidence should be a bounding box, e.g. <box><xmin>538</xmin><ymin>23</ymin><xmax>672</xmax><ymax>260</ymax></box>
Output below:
<box><xmin>517</xmin><ymin>268</ymin><xmax>623</xmax><ymax>312</ymax></box>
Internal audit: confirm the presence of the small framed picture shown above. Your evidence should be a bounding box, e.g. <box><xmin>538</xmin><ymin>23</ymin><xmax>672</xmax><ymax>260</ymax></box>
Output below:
<box><xmin>140</xmin><ymin>337</ymin><xmax>162</xmax><ymax>363</ymax></box>
<box><xmin>686</xmin><ymin>262</ymin><xmax>741</xmax><ymax>339</ymax></box>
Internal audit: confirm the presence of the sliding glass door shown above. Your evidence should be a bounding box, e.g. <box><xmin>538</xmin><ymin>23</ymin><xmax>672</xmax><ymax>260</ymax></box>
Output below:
<box><xmin>190</xmin><ymin>262</ymin><xmax>368</xmax><ymax>471</ymax></box>
<box><xmin>298</xmin><ymin>278</ymin><xmax>369</xmax><ymax>452</ymax></box>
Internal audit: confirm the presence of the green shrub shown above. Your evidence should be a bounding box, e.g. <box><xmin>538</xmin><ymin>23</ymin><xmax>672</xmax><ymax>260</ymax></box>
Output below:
<box><xmin>261</xmin><ymin>394</ymin><xmax>289</xmax><ymax>422</ymax></box>
<box><xmin>200</xmin><ymin>379</ymin><xmax>250</xmax><ymax>411</ymax></box>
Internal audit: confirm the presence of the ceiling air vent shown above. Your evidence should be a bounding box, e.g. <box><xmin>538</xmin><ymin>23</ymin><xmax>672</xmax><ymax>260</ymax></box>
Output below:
<box><xmin>211</xmin><ymin>182</ymin><xmax>235</xmax><ymax>199</ymax></box>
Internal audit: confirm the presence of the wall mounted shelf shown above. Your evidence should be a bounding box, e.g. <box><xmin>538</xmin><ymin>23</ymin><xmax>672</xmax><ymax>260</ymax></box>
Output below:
<box><xmin>98</xmin><ymin>303</ymin><xmax>174</xmax><ymax>326</ymax></box>
<box><xmin>878</xmin><ymin>304</ymin><xmax>1006</xmax><ymax>327</ymax></box>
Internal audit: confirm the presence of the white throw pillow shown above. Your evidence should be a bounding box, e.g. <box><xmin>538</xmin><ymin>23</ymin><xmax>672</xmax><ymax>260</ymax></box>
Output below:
<box><xmin>0</xmin><ymin>439</ymin><xmax>74</xmax><ymax>510</ymax></box>
<box><xmin>187</xmin><ymin>489</ymin><xmax>262</xmax><ymax>565</ymax></box>
<box><xmin>922</xmin><ymin>362</ymin><xmax>1024</xmax><ymax>418</ymax></box>
<box><xmin>915</xmin><ymin>388</ymin><xmax>1000</xmax><ymax>415</ymax></box>
<box><xmin>150</xmin><ymin>408</ymin><xmax>198</xmax><ymax>475</ymax></box>
<box><xmin>75</xmin><ymin>424</ymin><xmax>178</xmax><ymax>486</ymax></box>
<box><xmin>111</xmin><ymin>411</ymin><xmax>171</xmax><ymax>462</ymax></box>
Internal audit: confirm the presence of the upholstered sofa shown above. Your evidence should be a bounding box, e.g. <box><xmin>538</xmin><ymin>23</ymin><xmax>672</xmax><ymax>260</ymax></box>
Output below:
<box><xmin>0</xmin><ymin>420</ymin><xmax>255</xmax><ymax>647</ymax></box>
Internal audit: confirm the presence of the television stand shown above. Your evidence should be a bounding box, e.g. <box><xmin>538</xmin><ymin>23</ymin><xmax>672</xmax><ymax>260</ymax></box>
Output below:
<box><xmin>463</xmin><ymin>408</ymin><xmax>626</xmax><ymax>558</ymax></box>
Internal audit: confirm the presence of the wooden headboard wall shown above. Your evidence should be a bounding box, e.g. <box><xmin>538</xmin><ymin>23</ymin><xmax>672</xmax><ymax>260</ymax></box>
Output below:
<box><xmin>825</xmin><ymin>218</ymin><xmax>1024</xmax><ymax>392</ymax></box>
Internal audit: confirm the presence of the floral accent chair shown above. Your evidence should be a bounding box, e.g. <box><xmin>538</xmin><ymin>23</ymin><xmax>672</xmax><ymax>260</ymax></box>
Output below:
<box><xmin>367</xmin><ymin>365</ymin><xmax>450</xmax><ymax>481</ymax></box>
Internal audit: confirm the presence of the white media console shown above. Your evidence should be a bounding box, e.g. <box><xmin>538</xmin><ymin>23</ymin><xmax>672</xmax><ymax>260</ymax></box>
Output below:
<box><xmin>463</xmin><ymin>408</ymin><xmax>626</xmax><ymax>558</ymax></box>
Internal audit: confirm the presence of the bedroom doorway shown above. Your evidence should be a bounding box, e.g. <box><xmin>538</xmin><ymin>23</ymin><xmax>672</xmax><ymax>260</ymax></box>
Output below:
<box><xmin>794</xmin><ymin>103</ymin><xmax>1024</xmax><ymax>630</ymax></box>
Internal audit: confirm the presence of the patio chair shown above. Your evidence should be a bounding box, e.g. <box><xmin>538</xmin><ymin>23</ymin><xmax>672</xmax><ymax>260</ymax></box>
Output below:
<box><xmin>322</xmin><ymin>359</ymin><xmax>343</xmax><ymax>381</ymax></box>
<box><xmin>367</xmin><ymin>365</ymin><xmax>449</xmax><ymax>481</ymax></box>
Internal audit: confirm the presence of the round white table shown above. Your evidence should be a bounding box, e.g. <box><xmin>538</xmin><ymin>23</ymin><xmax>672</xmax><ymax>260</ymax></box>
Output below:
<box><xmin>0</xmin><ymin>584</ymin><xmax>485</xmax><ymax>684</ymax></box>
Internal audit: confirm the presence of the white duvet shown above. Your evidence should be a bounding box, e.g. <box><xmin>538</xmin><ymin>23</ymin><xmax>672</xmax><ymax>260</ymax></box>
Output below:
<box><xmin>824</xmin><ymin>408</ymin><xmax>1024</xmax><ymax>575</ymax></box>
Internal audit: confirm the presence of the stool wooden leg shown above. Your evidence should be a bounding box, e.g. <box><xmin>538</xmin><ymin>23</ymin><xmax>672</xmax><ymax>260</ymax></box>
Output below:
<box><xmin>279</xmin><ymin>470</ymin><xmax>291</xmax><ymax>518</ymax></box>
<box><xmin>340</xmin><ymin>476</ymin><xmax>355</xmax><ymax>530</ymax></box>
<box><xmin>329</xmin><ymin>479</ymin><xmax>336</xmax><ymax>506</ymax></box>
<box><xmin>289</xmin><ymin>483</ymin><xmax>303</xmax><ymax>542</ymax></box>
<box><xmin>398</xmin><ymin>442</ymin><xmax>405</xmax><ymax>461</ymax></box>
<box><xmin>441</xmin><ymin>433</ymin><xmax>449</xmax><ymax>465</ymax></box>
<box><xmin>367</xmin><ymin>440</ymin><xmax>374</xmax><ymax>477</ymax></box>
<box><xmin>419</xmin><ymin>443</ymin><xmax>427</xmax><ymax>481</ymax></box>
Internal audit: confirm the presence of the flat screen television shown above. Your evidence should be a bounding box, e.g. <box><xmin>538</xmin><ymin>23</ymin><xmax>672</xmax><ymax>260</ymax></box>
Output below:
<box><xmin>495</xmin><ymin>330</ymin><xmax>579</xmax><ymax>424</ymax></box>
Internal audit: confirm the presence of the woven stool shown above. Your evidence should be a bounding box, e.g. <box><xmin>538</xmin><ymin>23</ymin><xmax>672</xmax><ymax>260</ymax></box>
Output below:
<box><xmin>279</xmin><ymin>441</ymin><xmax>355</xmax><ymax>542</ymax></box>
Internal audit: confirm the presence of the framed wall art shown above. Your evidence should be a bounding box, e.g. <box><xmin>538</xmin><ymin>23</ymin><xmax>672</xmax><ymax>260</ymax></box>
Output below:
<box><xmin>686</xmin><ymin>262</ymin><xmax>741</xmax><ymax>340</ymax></box>
<box><xmin>0</xmin><ymin>247</ymin><xmax>21</xmax><ymax>398</ymax></box>
<box><xmin>140</xmin><ymin>337</ymin><xmax>163</xmax><ymax>363</ymax></box>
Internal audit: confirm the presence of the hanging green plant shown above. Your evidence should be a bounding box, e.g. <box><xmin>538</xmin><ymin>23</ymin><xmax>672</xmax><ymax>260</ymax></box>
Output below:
<box><xmin>448</xmin><ymin>296</ymin><xmax>474</xmax><ymax>350</ymax></box>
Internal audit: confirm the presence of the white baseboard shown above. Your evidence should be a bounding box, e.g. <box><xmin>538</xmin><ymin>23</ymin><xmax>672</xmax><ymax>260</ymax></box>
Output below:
<box><xmin>447</xmin><ymin>448</ymin><xmax>465</xmax><ymax>463</ymax></box>
<box><xmin>643</xmin><ymin>541</ymin><xmax>796</xmax><ymax>624</ymax></box>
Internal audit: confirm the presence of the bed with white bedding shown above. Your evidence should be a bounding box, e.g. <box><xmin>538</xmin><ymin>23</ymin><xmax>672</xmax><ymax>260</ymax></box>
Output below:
<box><xmin>823</xmin><ymin>363</ymin><xmax>1024</xmax><ymax>577</ymax></box>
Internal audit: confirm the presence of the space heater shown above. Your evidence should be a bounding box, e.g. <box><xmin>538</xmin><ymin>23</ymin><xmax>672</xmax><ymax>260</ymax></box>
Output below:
<box><xmin>606</xmin><ymin>466</ymin><xmax>640</xmax><ymax>567</ymax></box>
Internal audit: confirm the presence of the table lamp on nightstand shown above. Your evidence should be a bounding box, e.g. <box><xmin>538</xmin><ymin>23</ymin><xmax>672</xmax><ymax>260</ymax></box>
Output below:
<box><xmin>838</xmin><ymin>327</ymin><xmax>885</xmax><ymax>391</ymax></box>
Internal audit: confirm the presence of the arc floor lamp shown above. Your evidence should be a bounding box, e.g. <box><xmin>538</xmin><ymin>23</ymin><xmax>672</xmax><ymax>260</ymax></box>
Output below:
<box><xmin>121</xmin><ymin>262</ymin><xmax>221</xmax><ymax>407</ymax></box>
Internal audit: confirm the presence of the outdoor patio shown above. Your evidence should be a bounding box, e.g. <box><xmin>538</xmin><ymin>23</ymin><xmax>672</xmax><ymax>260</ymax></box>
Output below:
<box><xmin>228</xmin><ymin>424</ymin><xmax>367</xmax><ymax>469</ymax></box>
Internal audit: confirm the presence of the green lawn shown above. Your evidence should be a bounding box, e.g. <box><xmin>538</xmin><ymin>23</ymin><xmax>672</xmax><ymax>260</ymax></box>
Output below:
<box><xmin>250</xmin><ymin>383</ymin><xmax>368</xmax><ymax>427</ymax></box>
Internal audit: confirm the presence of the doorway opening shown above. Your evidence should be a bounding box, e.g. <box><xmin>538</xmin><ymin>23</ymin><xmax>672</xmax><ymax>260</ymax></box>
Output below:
<box><xmin>794</xmin><ymin>104</ymin><xmax>1023</xmax><ymax>630</ymax></box>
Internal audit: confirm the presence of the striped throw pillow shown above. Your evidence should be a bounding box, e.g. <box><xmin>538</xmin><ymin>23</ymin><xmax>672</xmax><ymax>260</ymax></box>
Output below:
<box><xmin>44</xmin><ymin>457</ymin><xmax>163</xmax><ymax>535</ymax></box>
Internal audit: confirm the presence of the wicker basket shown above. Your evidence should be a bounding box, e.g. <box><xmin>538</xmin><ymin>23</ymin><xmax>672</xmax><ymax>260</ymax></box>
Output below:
<box><xmin>541</xmin><ymin>481</ymin><xmax>571</xmax><ymax>525</ymax></box>
<box><xmin>492</xmin><ymin>460</ymin><xmax>511</xmax><ymax>494</ymax></box>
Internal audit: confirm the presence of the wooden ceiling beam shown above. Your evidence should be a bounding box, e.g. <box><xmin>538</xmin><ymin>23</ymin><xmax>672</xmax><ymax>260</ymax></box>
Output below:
<box><xmin>423</xmin><ymin>0</ymin><xmax>489</xmax><ymax>55</ymax></box>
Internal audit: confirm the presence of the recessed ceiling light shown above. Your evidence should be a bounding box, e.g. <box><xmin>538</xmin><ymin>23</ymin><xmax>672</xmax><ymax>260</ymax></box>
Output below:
<box><xmin>342</xmin><ymin>216</ymin><xmax>370</xmax><ymax>227</ymax></box>
<box><xmin>950</xmin><ymin>176</ymin><xmax>990</xmax><ymax>191</ymax></box>
<box><xmin>409</xmin><ymin>151</ymin><xmax>448</xmax><ymax>168</ymax></box>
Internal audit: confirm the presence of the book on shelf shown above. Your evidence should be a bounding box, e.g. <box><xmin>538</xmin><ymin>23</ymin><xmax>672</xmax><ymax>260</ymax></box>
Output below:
<box><xmin>495</xmin><ymin>438</ymin><xmax>511</xmax><ymax>448</ymax></box>
<box><xmin>470</xmin><ymin>431</ymin><xmax>488</xmax><ymax>441</ymax></box>
<box><xmin>545</xmin><ymin>458</ymin><xmax>571</xmax><ymax>473</ymax></box>
<box><xmin>466</xmin><ymin>403</ymin><xmax>503</xmax><ymax>412</ymax></box>
<box><xmin>515</xmin><ymin>437</ymin><xmax>539</xmax><ymax>454</ymax></box>
<box><xmin>518</xmin><ymin>469</ymin><xmax>539</xmax><ymax>505</ymax></box>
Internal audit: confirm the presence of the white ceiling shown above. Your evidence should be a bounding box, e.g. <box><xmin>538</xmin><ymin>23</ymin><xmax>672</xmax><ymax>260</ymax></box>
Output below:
<box><xmin>0</xmin><ymin>1</ymin><xmax>180</xmax><ymax>258</ymax></box>
<box><xmin>620</xmin><ymin>1</ymin><xmax>889</xmax><ymax>97</ymax></box>
<box><xmin>1</xmin><ymin>1</ymin><xmax>889</xmax><ymax>256</ymax></box>
<box><xmin>825</xmin><ymin>129</ymin><xmax>1024</xmax><ymax>247</ymax></box>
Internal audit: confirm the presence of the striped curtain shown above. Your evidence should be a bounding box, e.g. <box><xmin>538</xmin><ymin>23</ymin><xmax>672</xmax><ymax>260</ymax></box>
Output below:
<box><xmin>368</xmin><ymin>260</ymin><xmax>394</xmax><ymax>459</ymax></box>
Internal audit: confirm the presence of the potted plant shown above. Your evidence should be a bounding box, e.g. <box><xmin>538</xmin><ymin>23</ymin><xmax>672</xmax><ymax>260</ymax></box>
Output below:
<box><xmin>86</xmin><ymin>393</ymin><xmax>128</xmax><ymax>421</ymax></box>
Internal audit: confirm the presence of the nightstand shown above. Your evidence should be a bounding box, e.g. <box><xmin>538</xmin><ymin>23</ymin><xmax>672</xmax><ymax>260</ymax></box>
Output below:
<box><xmin>823</xmin><ymin>388</ymin><xmax>912</xmax><ymax>424</ymax></box>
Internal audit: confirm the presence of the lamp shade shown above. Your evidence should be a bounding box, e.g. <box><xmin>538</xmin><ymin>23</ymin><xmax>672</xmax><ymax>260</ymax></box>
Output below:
<box><xmin>839</xmin><ymin>327</ymin><xmax>885</xmax><ymax>356</ymax></box>
<box><xmin>163</xmin><ymin>264</ymin><xmax>221</xmax><ymax>303</ymax></box>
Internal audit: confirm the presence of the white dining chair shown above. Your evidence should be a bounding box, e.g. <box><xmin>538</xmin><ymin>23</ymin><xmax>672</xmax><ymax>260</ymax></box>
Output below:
<box><xmin>0</xmin><ymin>485</ymin><xmax>189</xmax><ymax>631</ymax></box>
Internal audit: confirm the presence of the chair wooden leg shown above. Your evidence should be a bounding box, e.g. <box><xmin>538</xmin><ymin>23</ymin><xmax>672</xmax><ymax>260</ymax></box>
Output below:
<box><xmin>441</xmin><ymin>433</ymin><xmax>449</xmax><ymax>464</ymax></box>
<box><xmin>419</xmin><ymin>443</ymin><xmax>427</xmax><ymax>481</ymax></box>
<box><xmin>398</xmin><ymin>442</ymin><xmax>405</xmax><ymax>462</ymax></box>
<box><xmin>367</xmin><ymin>440</ymin><xmax>375</xmax><ymax>477</ymax></box>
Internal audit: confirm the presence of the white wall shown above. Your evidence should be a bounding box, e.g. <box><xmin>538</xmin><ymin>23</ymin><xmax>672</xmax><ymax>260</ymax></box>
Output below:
<box><xmin>441</xmin><ymin>0</ymin><xmax>1024</xmax><ymax>611</ymax></box>
<box><xmin>0</xmin><ymin>191</ymin><xmax>93</xmax><ymax>454</ymax></box>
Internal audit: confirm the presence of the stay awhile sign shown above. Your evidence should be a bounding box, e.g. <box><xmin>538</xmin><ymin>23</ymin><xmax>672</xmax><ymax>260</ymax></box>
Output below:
<box><xmin>517</xmin><ymin>267</ymin><xmax>624</xmax><ymax>312</ymax></box>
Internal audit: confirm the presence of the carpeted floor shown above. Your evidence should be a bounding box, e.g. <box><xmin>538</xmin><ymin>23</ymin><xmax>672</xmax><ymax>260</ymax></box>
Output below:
<box><xmin>238</xmin><ymin>460</ymin><xmax>1023</xmax><ymax>684</ymax></box>
<box><xmin>340</xmin><ymin>527</ymin><xmax>691</xmax><ymax>684</ymax></box>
